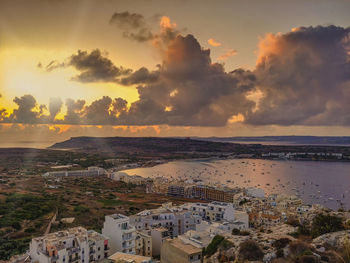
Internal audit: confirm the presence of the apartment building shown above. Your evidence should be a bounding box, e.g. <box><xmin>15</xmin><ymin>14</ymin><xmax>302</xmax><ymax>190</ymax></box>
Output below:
<box><xmin>111</xmin><ymin>172</ymin><xmax>149</xmax><ymax>185</ymax></box>
<box><xmin>102</xmin><ymin>214</ymin><xmax>136</xmax><ymax>255</ymax></box>
<box><xmin>43</xmin><ymin>167</ymin><xmax>105</xmax><ymax>177</ymax></box>
<box><xmin>129</xmin><ymin>203</ymin><xmax>200</xmax><ymax>239</ymax></box>
<box><xmin>135</xmin><ymin>231</ymin><xmax>152</xmax><ymax>257</ymax></box>
<box><xmin>29</xmin><ymin>227</ymin><xmax>109</xmax><ymax>263</ymax></box>
<box><xmin>160</xmin><ymin>238</ymin><xmax>202</xmax><ymax>263</ymax></box>
<box><xmin>187</xmin><ymin>185</ymin><xmax>240</xmax><ymax>203</ymax></box>
<box><xmin>245</xmin><ymin>187</ymin><xmax>265</xmax><ymax>198</ymax></box>
<box><xmin>167</xmin><ymin>185</ymin><xmax>185</xmax><ymax>197</ymax></box>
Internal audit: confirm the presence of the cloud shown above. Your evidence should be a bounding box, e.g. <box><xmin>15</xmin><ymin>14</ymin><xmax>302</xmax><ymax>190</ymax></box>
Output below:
<box><xmin>208</xmin><ymin>38</ymin><xmax>221</xmax><ymax>47</ymax></box>
<box><xmin>69</xmin><ymin>49</ymin><xmax>132</xmax><ymax>83</ymax></box>
<box><xmin>119</xmin><ymin>67</ymin><xmax>159</xmax><ymax>85</ymax></box>
<box><xmin>48</xmin><ymin>97</ymin><xmax>63</xmax><ymax>122</ymax></box>
<box><xmin>120</xmin><ymin>34</ymin><xmax>255</xmax><ymax>126</ymax></box>
<box><xmin>64</xmin><ymin>98</ymin><xmax>85</xmax><ymax>124</ymax></box>
<box><xmin>9</xmin><ymin>95</ymin><xmax>42</xmax><ymax>123</ymax></box>
<box><xmin>4</xmin><ymin>24</ymin><xmax>350</xmax><ymax>128</ymax></box>
<box><xmin>246</xmin><ymin>25</ymin><xmax>350</xmax><ymax>126</ymax></box>
<box><xmin>40</xmin><ymin>49</ymin><xmax>132</xmax><ymax>83</ymax></box>
<box><xmin>110</xmin><ymin>11</ymin><xmax>154</xmax><ymax>42</ymax></box>
<box><xmin>218</xmin><ymin>49</ymin><xmax>237</xmax><ymax>60</ymax></box>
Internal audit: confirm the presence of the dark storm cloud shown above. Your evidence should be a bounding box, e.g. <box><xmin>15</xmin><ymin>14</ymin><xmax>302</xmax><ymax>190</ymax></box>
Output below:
<box><xmin>40</xmin><ymin>49</ymin><xmax>132</xmax><ymax>83</ymax></box>
<box><xmin>110</xmin><ymin>11</ymin><xmax>154</xmax><ymax>42</ymax></box>
<box><xmin>9</xmin><ymin>95</ymin><xmax>42</xmax><ymax>123</ymax></box>
<box><xmin>63</xmin><ymin>98</ymin><xmax>86</xmax><ymax>124</ymax></box>
<box><xmin>246</xmin><ymin>25</ymin><xmax>350</xmax><ymax>126</ymax></box>
<box><xmin>4</xmin><ymin>25</ymin><xmax>350</xmax><ymax>127</ymax></box>
<box><xmin>69</xmin><ymin>49</ymin><xmax>132</xmax><ymax>83</ymax></box>
<box><xmin>118</xmin><ymin>34</ymin><xmax>256</xmax><ymax>126</ymax></box>
<box><xmin>120</xmin><ymin>67</ymin><xmax>160</xmax><ymax>85</ymax></box>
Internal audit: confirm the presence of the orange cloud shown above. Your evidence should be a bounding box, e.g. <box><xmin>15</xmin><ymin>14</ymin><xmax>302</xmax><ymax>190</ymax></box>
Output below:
<box><xmin>207</xmin><ymin>38</ymin><xmax>221</xmax><ymax>47</ymax></box>
<box><xmin>160</xmin><ymin>16</ymin><xmax>176</xmax><ymax>30</ymax></box>
<box><xmin>218</xmin><ymin>49</ymin><xmax>237</xmax><ymax>60</ymax></box>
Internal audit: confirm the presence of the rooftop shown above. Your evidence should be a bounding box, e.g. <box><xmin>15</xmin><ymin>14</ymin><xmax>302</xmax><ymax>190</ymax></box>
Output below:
<box><xmin>165</xmin><ymin>238</ymin><xmax>202</xmax><ymax>255</ymax></box>
<box><xmin>109</xmin><ymin>252</ymin><xmax>151</xmax><ymax>263</ymax></box>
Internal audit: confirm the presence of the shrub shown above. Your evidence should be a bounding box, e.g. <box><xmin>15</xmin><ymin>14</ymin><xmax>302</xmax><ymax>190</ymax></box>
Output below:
<box><xmin>232</xmin><ymin>228</ymin><xmax>240</xmax><ymax>235</ymax></box>
<box><xmin>289</xmin><ymin>241</ymin><xmax>310</xmax><ymax>256</ymax></box>
<box><xmin>203</xmin><ymin>235</ymin><xmax>225</xmax><ymax>256</ymax></box>
<box><xmin>276</xmin><ymin>249</ymin><xmax>284</xmax><ymax>258</ymax></box>
<box><xmin>73</xmin><ymin>205</ymin><xmax>89</xmax><ymax>213</ymax></box>
<box><xmin>238</xmin><ymin>240</ymin><xmax>264</xmax><ymax>261</ymax></box>
<box><xmin>311</xmin><ymin>213</ymin><xmax>344</xmax><ymax>238</ymax></box>
<box><xmin>299</xmin><ymin>255</ymin><xmax>318</xmax><ymax>263</ymax></box>
<box><xmin>240</xmin><ymin>230</ymin><xmax>250</xmax><ymax>236</ymax></box>
<box><xmin>273</xmin><ymin>238</ymin><xmax>291</xmax><ymax>250</ymax></box>
<box><xmin>11</xmin><ymin>221</ymin><xmax>21</xmax><ymax>230</ymax></box>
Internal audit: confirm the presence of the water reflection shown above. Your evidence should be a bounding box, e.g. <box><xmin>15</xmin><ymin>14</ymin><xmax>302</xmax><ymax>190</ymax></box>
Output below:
<box><xmin>122</xmin><ymin>158</ymin><xmax>350</xmax><ymax>210</ymax></box>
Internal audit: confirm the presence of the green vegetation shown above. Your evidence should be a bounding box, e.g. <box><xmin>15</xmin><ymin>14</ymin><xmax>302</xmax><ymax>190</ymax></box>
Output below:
<box><xmin>311</xmin><ymin>213</ymin><xmax>344</xmax><ymax>238</ymax></box>
<box><xmin>0</xmin><ymin>193</ymin><xmax>57</xmax><ymax>229</ymax></box>
<box><xmin>231</xmin><ymin>228</ymin><xmax>250</xmax><ymax>236</ymax></box>
<box><xmin>238</xmin><ymin>240</ymin><xmax>264</xmax><ymax>261</ymax></box>
<box><xmin>98</xmin><ymin>199</ymin><xmax>124</xmax><ymax>206</ymax></box>
<box><xmin>0</xmin><ymin>193</ymin><xmax>58</xmax><ymax>260</ymax></box>
<box><xmin>203</xmin><ymin>235</ymin><xmax>233</xmax><ymax>257</ymax></box>
<box><xmin>73</xmin><ymin>205</ymin><xmax>90</xmax><ymax>213</ymax></box>
<box><xmin>0</xmin><ymin>236</ymin><xmax>32</xmax><ymax>260</ymax></box>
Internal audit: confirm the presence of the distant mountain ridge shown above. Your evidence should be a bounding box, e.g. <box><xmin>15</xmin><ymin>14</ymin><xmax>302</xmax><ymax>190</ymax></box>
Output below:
<box><xmin>49</xmin><ymin>136</ymin><xmax>251</xmax><ymax>157</ymax></box>
<box><xmin>192</xmin><ymin>136</ymin><xmax>350</xmax><ymax>145</ymax></box>
<box><xmin>49</xmin><ymin>136</ymin><xmax>350</xmax><ymax>158</ymax></box>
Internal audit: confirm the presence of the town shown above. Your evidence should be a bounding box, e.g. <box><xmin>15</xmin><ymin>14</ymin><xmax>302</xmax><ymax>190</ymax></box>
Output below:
<box><xmin>5</xmin><ymin>166</ymin><xmax>350</xmax><ymax>263</ymax></box>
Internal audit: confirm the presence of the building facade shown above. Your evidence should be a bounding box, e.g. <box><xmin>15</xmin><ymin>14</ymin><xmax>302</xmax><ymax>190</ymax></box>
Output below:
<box><xmin>30</xmin><ymin>227</ymin><xmax>109</xmax><ymax>263</ymax></box>
<box><xmin>102</xmin><ymin>214</ymin><xmax>136</xmax><ymax>255</ymax></box>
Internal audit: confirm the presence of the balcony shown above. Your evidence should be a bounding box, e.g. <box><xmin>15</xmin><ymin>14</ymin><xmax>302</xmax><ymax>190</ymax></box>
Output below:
<box><xmin>67</xmin><ymin>247</ymin><xmax>80</xmax><ymax>256</ymax></box>
<box><xmin>122</xmin><ymin>226</ymin><xmax>136</xmax><ymax>234</ymax></box>
<box><xmin>122</xmin><ymin>234</ymin><xmax>135</xmax><ymax>241</ymax></box>
<box><xmin>68</xmin><ymin>256</ymin><xmax>80</xmax><ymax>263</ymax></box>
<box><xmin>49</xmin><ymin>255</ymin><xmax>59</xmax><ymax>263</ymax></box>
<box><xmin>122</xmin><ymin>242</ymin><xmax>135</xmax><ymax>249</ymax></box>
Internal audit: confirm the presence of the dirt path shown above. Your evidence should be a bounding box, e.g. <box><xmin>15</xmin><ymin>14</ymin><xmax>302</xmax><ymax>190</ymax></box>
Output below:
<box><xmin>44</xmin><ymin>208</ymin><xmax>58</xmax><ymax>235</ymax></box>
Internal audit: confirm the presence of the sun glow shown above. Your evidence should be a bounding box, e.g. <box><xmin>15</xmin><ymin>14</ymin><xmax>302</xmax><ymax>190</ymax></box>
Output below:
<box><xmin>0</xmin><ymin>48</ymin><xmax>139</xmax><ymax>111</ymax></box>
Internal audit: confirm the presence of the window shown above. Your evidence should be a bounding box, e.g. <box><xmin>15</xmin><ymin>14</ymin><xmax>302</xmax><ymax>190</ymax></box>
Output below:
<box><xmin>98</xmin><ymin>247</ymin><xmax>100</xmax><ymax>251</ymax></box>
<box><xmin>98</xmin><ymin>255</ymin><xmax>100</xmax><ymax>259</ymax></box>
<box><xmin>190</xmin><ymin>256</ymin><xmax>193</xmax><ymax>260</ymax></box>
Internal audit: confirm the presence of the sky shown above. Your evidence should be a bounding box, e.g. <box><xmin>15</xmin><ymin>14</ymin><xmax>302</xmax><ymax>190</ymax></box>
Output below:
<box><xmin>0</xmin><ymin>0</ymin><xmax>350</xmax><ymax>144</ymax></box>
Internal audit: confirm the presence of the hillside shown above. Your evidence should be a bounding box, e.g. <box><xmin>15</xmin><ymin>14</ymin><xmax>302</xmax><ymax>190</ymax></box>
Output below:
<box><xmin>49</xmin><ymin>136</ymin><xmax>253</xmax><ymax>158</ymax></box>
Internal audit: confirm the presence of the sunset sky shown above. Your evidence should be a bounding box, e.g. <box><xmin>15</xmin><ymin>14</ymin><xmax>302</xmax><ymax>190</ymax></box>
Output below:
<box><xmin>1</xmin><ymin>0</ymin><xmax>350</xmax><ymax>144</ymax></box>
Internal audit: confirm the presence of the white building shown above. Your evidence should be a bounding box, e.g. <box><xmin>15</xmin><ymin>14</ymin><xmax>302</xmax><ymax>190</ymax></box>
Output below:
<box><xmin>150</xmin><ymin>227</ymin><xmax>169</xmax><ymax>256</ymax></box>
<box><xmin>29</xmin><ymin>227</ymin><xmax>109</xmax><ymax>263</ymax></box>
<box><xmin>111</xmin><ymin>172</ymin><xmax>148</xmax><ymax>185</ymax></box>
<box><xmin>246</xmin><ymin>187</ymin><xmax>265</xmax><ymax>198</ymax></box>
<box><xmin>43</xmin><ymin>167</ymin><xmax>105</xmax><ymax>177</ymax></box>
<box><xmin>129</xmin><ymin>203</ymin><xmax>200</xmax><ymax>238</ymax></box>
<box><xmin>102</xmin><ymin>214</ymin><xmax>136</xmax><ymax>255</ymax></box>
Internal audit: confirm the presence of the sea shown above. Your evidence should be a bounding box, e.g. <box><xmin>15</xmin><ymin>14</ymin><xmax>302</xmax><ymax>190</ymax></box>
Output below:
<box><xmin>121</xmin><ymin>158</ymin><xmax>350</xmax><ymax>210</ymax></box>
<box><xmin>0</xmin><ymin>141</ymin><xmax>55</xmax><ymax>149</ymax></box>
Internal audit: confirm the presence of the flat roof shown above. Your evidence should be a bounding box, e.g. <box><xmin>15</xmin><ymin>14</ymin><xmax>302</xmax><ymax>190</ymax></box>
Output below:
<box><xmin>165</xmin><ymin>238</ymin><xmax>202</xmax><ymax>255</ymax></box>
<box><xmin>109</xmin><ymin>252</ymin><xmax>151</xmax><ymax>263</ymax></box>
